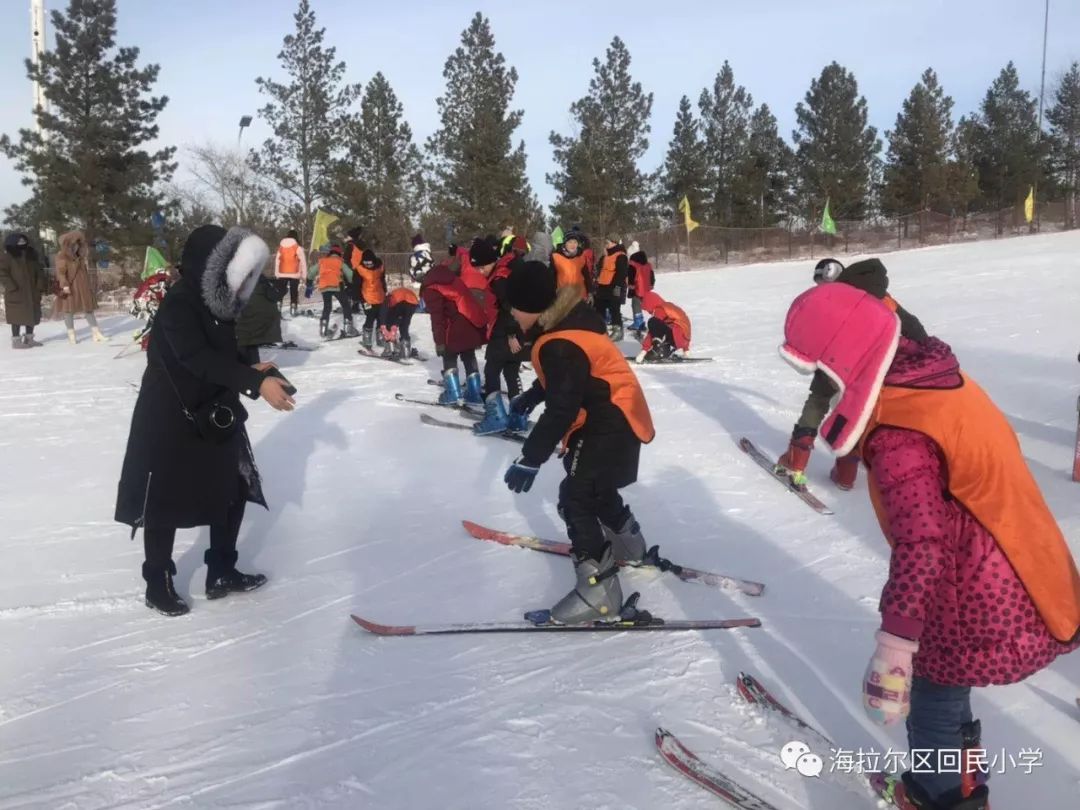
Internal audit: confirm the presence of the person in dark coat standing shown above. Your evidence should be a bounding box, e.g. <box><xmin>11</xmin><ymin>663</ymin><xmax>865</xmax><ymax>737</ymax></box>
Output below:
<box><xmin>236</xmin><ymin>274</ymin><xmax>285</xmax><ymax>348</ymax></box>
<box><xmin>420</xmin><ymin>247</ymin><xmax>489</xmax><ymax>408</ymax></box>
<box><xmin>1</xmin><ymin>232</ymin><xmax>47</xmax><ymax>349</ymax></box>
<box><xmin>115</xmin><ymin>225</ymin><xmax>296</xmax><ymax>617</ymax></box>
<box><xmin>594</xmin><ymin>237</ymin><xmax>629</xmax><ymax>341</ymax></box>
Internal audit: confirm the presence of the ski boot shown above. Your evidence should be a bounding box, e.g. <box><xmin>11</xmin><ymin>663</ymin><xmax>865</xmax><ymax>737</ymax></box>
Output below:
<box><xmin>463</xmin><ymin>371</ymin><xmax>485</xmax><ymax>410</ymax></box>
<box><xmin>438</xmin><ymin>368</ymin><xmax>464</xmax><ymax>406</ymax></box>
<box><xmin>631</xmin><ymin>312</ymin><xmax>645</xmax><ymax>332</ymax></box>
<box><xmin>380</xmin><ymin>326</ymin><xmax>400</xmax><ymax>358</ymax></box>
<box><xmin>290</xmin><ymin>303</ymin><xmax>299</xmax><ymax>317</ymax></box>
<box><xmin>361</xmin><ymin>327</ymin><xmax>374</xmax><ymax>351</ymax></box>
<box><xmin>204</xmin><ymin>549</ymin><xmax>268</xmax><ymax>600</ymax></box>
<box><xmin>609</xmin><ymin>323</ymin><xmax>624</xmax><ymax>342</ymax></box>
<box><xmin>375</xmin><ymin>326</ymin><xmax>386</xmax><ymax>348</ymax></box>
<box><xmin>505</xmin><ymin>400</ymin><xmax>529</xmax><ymax>433</ymax></box>
<box><xmin>775</xmin><ymin>425</ymin><xmax>815</xmax><ymax>489</ymax></box>
<box><xmin>343</xmin><ymin>321</ymin><xmax>358</xmax><ymax>338</ymax></box>
<box><xmin>550</xmin><ymin>544</ymin><xmax>624</xmax><ymax>624</ymax></box>
<box><xmin>319</xmin><ymin>319</ymin><xmax>329</xmax><ymax>338</ymax></box>
<box><xmin>886</xmin><ymin>771</ymin><xmax>990</xmax><ymax>810</ymax></box>
<box><xmin>473</xmin><ymin>392</ymin><xmax>510</xmax><ymax>435</ymax></box>
<box><xmin>601</xmin><ymin>507</ymin><xmax>646</xmax><ymax>564</ymax></box>
<box><xmin>831</xmin><ymin>451</ymin><xmax>860</xmax><ymax>490</ymax></box>
<box><xmin>401</xmin><ymin>338</ymin><xmax>419</xmax><ymax>359</ymax></box>
<box><xmin>143</xmin><ymin>561</ymin><xmax>190</xmax><ymax>617</ymax></box>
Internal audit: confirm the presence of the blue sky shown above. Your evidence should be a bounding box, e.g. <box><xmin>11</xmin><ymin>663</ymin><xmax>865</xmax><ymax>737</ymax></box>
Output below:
<box><xmin>1</xmin><ymin>0</ymin><xmax>1077</xmax><ymax>219</ymax></box>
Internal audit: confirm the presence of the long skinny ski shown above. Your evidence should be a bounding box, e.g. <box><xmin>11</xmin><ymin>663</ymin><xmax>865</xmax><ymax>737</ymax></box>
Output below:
<box><xmin>738</xmin><ymin>438</ymin><xmax>833</xmax><ymax>515</ymax></box>
<box><xmin>624</xmin><ymin>355</ymin><xmax>715</xmax><ymax>365</ymax></box>
<box><xmin>396</xmin><ymin>393</ymin><xmax>482</xmax><ymax>419</ymax></box>
<box><xmin>352</xmin><ymin>613</ymin><xmax>761</xmax><ymax>637</ymax></box>
<box><xmin>656</xmin><ymin>728</ymin><xmax>780</xmax><ymax>810</ymax></box>
<box><xmin>358</xmin><ymin>348</ymin><xmax>412</xmax><ymax>365</ymax></box>
<box><xmin>462</xmin><ymin>521</ymin><xmax>765</xmax><ymax>596</ymax></box>
<box><xmin>419</xmin><ymin>413</ymin><xmax>525</xmax><ymax>442</ymax></box>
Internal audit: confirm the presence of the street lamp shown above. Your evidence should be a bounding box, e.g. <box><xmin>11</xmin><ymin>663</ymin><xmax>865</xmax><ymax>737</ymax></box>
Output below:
<box><xmin>237</xmin><ymin>114</ymin><xmax>253</xmax><ymax>144</ymax></box>
<box><xmin>236</xmin><ymin>115</ymin><xmax>254</xmax><ymax>225</ymax></box>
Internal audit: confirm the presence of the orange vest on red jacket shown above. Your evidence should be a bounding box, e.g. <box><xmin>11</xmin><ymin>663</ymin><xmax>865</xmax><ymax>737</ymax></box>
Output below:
<box><xmin>860</xmin><ymin>374</ymin><xmax>1080</xmax><ymax>643</ymax></box>
<box><xmin>532</xmin><ymin>330</ymin><xmax>655</xmax><ymax>450</ymax></box>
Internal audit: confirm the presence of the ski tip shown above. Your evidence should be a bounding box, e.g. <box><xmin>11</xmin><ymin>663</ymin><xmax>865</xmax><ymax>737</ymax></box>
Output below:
<box><xmin>655</xmin><ymin>727</ymin><xmax>672</xmax><ymax>746</ymax></box>
<box><xmin>350</xmin><ymin>614</ymin><xmax>416</xmax><ymax>636</ymax></box>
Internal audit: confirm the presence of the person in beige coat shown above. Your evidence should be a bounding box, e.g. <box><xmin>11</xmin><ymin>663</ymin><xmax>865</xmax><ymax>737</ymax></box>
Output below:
<box><xmin>53</xmin><ymin>230</ymin><xmax>105</xmax><ymax>343</ymax></box>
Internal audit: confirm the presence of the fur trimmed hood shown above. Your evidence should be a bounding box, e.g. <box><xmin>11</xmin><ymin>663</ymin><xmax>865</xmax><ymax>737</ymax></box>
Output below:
<box><xmin>59</xmin><ymin>230</ymin><xmax>86</xmax><ymax>258</ymax></box>
<box><xmin>180</xmin><ymin>225</ymin><xmax>269</xmax><ymax>322</ymax></box>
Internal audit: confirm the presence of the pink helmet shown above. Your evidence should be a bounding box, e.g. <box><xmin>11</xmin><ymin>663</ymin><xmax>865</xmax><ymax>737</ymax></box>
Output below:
<box><xmin>779</xmin><ymin>283</ymin><xmax>900</xmax><ymax>456</ymax></box>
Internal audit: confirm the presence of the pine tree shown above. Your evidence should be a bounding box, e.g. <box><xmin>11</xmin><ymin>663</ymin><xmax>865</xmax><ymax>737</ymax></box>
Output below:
<box><xmin>659</xmin><ymin>96</ymin><xmax>707</xmax><ymax>219</ymax></box>
<box><xmin>959</xmin><ymin>62</ymin><xmax>1041</xmax><ymax>214</ymax></box>
<box><xmin>698</xmin><ymin>62</ymin><xmax>753</xmax><ymax>225</ymax></box>
<box><xmin>548</xmin><ymin>37</ymin><xmax>654</xmax><ymax>238</ymax></box>
<box><xmin>792</xmin><ymin>62</ymin><xmax>881</xmax><ymax>221</ymax></box>
<box><xmin>1046</xmin><ymin>61</ymin><xmax>1080</xmax><ymax>228</ymax></box>
<box><xmin>735</xmin><ymin>104</ymin><xmax>795</xmax><ymax>227</ymax></box>
<box><xmin>251</xmin><ymin>0</ymin><xmax>360</xmax><ymax>241</ymax></box>
<box><xmin>0</xmin><ymin>0</ymin><xmax>175</xmax><ymax>244</ymax></box>
<box><xmin>426</xmin><ymin>13</ymin><xmax>541</xmax><ymax>239</ymax></box>
<box><xmin>882</xmin><ymin>69</ymin><xmax>954</xmax><ymax>215</ymax></box>
<box><xmin>326</xmin><ymin>72</ymin><xmax>423</xmax><ymax>250</ymax></box>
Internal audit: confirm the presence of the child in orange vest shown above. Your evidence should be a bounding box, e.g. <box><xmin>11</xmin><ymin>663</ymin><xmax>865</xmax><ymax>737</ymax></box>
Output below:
<box><xmin>307</xmin><ymin>244</ymin><xmax>356</xmax><ymax>338</ymax></box>
<box><xmin>274</xmin><ymin>229</ymin><xmax>307</xmax><ymax>317</ymax></box>
<box><xmin>356</xmin><ymin>249</ymin><xmax>387</xmax><ymax>352</ymax></box>
<box><xmin>381</xmin><ymin>286</ymin><xmax>419</xmax><ymax>360</ymax></box>
<box><xmin>634</xmin><ymin>291</ymin><xmax>690</xmax><ymax>363</ymax></box>
<box><xmin>780</xmin><ymin>282</ymin><xmax>1080</xmax><ymax>810</ymax></box>
<box><xmin>503</xmin><ymin>263</ymin><xmax>656</xmax><ymax>625</ymax></box>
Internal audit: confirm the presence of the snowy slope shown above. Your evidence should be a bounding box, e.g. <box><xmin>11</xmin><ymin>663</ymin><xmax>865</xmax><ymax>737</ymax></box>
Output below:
<box><xmin>1</xmin><ymin>232</ymin><xmax>1078</xmax><ymax>809</ymax></box>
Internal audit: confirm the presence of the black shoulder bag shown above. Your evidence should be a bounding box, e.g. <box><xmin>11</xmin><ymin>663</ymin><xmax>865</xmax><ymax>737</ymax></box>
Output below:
<box><xmin>158</xmin><ymin>359</ymin><xmax>247</xmax><ymax>444</ymax></box>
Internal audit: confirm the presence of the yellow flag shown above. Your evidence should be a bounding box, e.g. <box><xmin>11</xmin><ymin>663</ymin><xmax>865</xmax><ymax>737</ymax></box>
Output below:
<box><xmin>678</xmin><ymin>195</ymin><xmax>699</xmax><ymax>233</ymax></box>
<box><xmin>1024</xmin><ymin>186</ymin><xmax>1034</xmax><ymax>224</ymax></box>
<box><xmin>310</xmin><ymin>209</ymin><xmax>339</xmax><ymax>253</ymax></box>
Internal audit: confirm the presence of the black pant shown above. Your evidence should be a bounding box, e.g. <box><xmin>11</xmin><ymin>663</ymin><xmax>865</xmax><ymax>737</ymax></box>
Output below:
<box><xmin>10</xmin><ymin>324</ymin><xmax>34</xmax><ymax>337</ymax></box>
<box><xmin>483</xmin><ymin>335</ymin><xmax>526</xmax><ymax>399</ymax></box>
<box><xmin>143</xmin><ymin>500</ymin><xmax>246</xmax><ymax>570</ymax></box>
<box><xmin>647</xmin><ymin>318</ymin><xmax>673</xmax><ymax>342</ymax></box>
<box><xmin>321</xmin><ymin>290</ymin><xmax>352</xmax><ymax>323</ymax></box>
<box><xmin>557</xmin><ymin>433</ymin><xmax>639</xmax><ymax>561</ymax></box>
<box><xmin>276</xmin><ymin>278</ymin><xmax>299</xmax><ymax>307</ymax></box>
<box><xmin>594</xmin><ymin>295</ymin><xmax>622</xmax><ymax>326</ymax></box>
<box><xmin>386</xmin><ymin>302</ymin><xmax>416</xmax><ymax>341</ymax></box>
<box><xmin>361</xmin><ymin>302</ymin><xmax>386</xmax><ymax>332</ymax></box>
<box><xmin>444</xmin><ymin>349</ymin><xmax>478</xmax><ymax>376</ymax></box>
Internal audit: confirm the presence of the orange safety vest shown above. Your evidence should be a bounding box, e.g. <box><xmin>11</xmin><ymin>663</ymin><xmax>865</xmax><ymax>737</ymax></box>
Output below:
<box><xmin>317</xmin><ymin>256</ymin><xmax>344</xmax><ymax>290</ymax></box>
<box><xmin>388</xmin><ymin>287</ymin><xmax>419</xmax><ymax>307</ymax></box>
<box><xmin>597</xmin><ymin>251</ymin><xmax>622</xmax><ymax>286</ymax></box>
<box><xmin>357</xmin><ymin>265</ymin><xmax>386</xmax><ymax>305</ymax></box>
<box><xmin>656</xmin><ymin>301</ymin><xmax>691</xmax><ymax>344</ymax></box>
<box><xmin>278</xmin><ymin>243</ymin><xmax>301</xmax><ymax>278</ymax></box>
<box><xmin>552</xmin><ymin>252</ymin><xmax>588</xmax><ymax>295</ymax></box>
<box><xmin>859</xmin><ymin>374</ymin><xmax>1080</xmax><ymax>644</ymax></box>
<box><xmin>532</xmin><ymin>330</ymin><xmax>656</xmax><ymax>450</ymax></box>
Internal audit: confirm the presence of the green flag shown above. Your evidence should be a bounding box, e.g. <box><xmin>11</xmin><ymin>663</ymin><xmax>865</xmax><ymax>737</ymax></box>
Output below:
<box><xmin>142</xmin><ymin>246</ymin><xmax>168</xmax><ymax>280</ymax></box>
<box><xmin>819</xmin><ymin>198</ymin><xmax>837</xmax><ymax>235</ymax></box>
<box><xmin>551</xmin><ymin>226</ymin><xmax>565</xmax><ymax>248</ymax></box>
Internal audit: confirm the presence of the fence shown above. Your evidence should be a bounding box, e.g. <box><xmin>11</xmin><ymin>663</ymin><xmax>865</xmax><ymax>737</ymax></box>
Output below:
<box><xmin>624</xmin><ymin>202</ymin><xmax>1078</xmax><ymax>273</ymax></box>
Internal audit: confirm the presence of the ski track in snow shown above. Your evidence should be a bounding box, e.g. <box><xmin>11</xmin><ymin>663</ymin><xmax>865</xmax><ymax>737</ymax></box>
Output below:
<box><xmin>2</xmin><ymin>233</ymin><xmax>1080</xmax><ymax>808</ymax></box>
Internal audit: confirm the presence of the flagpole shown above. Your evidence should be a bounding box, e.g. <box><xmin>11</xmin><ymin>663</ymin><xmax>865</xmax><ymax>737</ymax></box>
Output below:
<box><xmin>1034</xmin><ymin>0</ymin><xmax>1049</xmax><ymax>231</ymax></box>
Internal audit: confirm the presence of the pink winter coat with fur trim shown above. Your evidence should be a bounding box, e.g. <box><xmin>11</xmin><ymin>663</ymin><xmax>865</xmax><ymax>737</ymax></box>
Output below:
<box><xmin>864</xmin><ymin>337</ymin><xmax>1079</xmax><ymax>687</ymax></box>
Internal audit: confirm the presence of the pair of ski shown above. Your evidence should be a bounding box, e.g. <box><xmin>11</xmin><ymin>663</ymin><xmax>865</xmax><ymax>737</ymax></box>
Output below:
<box><xmin>349</xmin><ymin>521</ymin><xmax>765</xmax><ymax>635</ymax></box>
<box><xmin>739</xmin><ymin>437</ymin><xmax>834</xmax><ymax>515</ymax></box>
<box><xmin>397</xmin><ymin>392</ymin><xmax>531</xmax><ymax>443</ymax></box>
<box><xmin>358</xmin><ymin>348</ymin><xmax>413</xmax><ymax>366</ymax></box>
<box><xmin>659</xmin><ymin>673</ymin><xmax>910</xmax><ymax>808</ymax></box>
<box><xmin>624</xmin><ymin>354</ymin><xmax>714</xmax><ymax>365</ymax></box>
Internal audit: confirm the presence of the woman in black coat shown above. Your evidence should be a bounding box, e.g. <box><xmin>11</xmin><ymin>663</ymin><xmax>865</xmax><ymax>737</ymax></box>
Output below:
<box><xmin>115</xmin><ymin>225</ymin><xmax>296</xmax><ymax>616</ymax></box>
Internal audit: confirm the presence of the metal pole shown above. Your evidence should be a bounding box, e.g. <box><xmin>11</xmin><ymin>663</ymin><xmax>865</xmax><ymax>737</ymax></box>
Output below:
<box><xmin>1034</xmin><ymin>0</ymin><xmax>1050</xmax><ymax>231</ymax></box>
<box><xmin>30</xmin><ymin>0</ymin><xmax>48</xmax><ymax>129</ymax></box>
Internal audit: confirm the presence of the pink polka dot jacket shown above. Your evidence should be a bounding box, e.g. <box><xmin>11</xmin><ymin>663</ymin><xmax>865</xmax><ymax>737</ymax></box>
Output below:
<box><xmin>863</xmin><ymin>337</ymin><xmax>1080</xmax><ymax>687</ymax></box>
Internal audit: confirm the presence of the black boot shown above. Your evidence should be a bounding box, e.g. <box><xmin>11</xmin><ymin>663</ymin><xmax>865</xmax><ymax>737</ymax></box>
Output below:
<box><xmin>205</xmin><ymin>548</ymin><xmax>267</xmax><ymax>600</ymax></box>
<box><xmin>900</xmin><ymin>773</ymin><xmax>990</xmax><ymax>810</ymax></box>
<box><xmin>143</xmin><ymin>561</ymin><xmax>190</xmax><ymax>616</ymax></box>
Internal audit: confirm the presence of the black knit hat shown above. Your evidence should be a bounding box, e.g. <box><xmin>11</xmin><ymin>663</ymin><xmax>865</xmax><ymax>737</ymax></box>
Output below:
<box><xmin>507</xmin><ymin>261</ymin><xmax>556</xmax><ymax>313</ymax></box>
<box><xmin>469</xmin><ymin>237</ymin><xmax>499</xmax><ymax>267</ymax></box>
<box><xmin>411</xmin><ymin>233</ymin><xmax>425</xmax><ymax>248</ymax></box>
<box><xmin>361</xmin><ymin>248</ymin><xmax>378</xmax><ymax>268</ymax></box>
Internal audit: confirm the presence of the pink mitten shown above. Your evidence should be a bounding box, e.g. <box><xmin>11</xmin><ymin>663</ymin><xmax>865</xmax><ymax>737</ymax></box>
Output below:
<box><xmin>862</xmin><ymin>630</ymin><xmax>918</xmax><ymax>725</ymax></box>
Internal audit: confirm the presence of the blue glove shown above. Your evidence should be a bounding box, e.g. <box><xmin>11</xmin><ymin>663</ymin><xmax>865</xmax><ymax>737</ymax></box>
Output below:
<box><xmin>504</xmin><ymin>458</ymin><xmax>540</xmax><ymax>493</ymax></box>
<box><xmin>304</xmin><ymin>281</ymin><xmax>314</xmax><ymax>298</ymax></box>
<box><xmin>510</xmin><ymin>386</ymin><xmax>544</xmax><ymax>416</ymax></box>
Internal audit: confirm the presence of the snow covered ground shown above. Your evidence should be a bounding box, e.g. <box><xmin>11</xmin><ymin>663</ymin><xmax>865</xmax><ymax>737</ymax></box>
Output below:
<box><xmin>2</xmin><ymin>231</ymin><xmax>1079</xmax><ymax>809</ymax></box>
